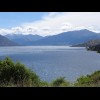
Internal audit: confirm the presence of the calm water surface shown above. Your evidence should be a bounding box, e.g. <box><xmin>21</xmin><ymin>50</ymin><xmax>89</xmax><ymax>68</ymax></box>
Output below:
<box><xmin>0</xmin><ymin>46</ymin><xmax>100</xmax><ymax>82</ymax></box>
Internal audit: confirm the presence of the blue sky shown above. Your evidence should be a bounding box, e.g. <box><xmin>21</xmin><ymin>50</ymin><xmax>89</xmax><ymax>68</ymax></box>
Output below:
<box><xmin>0</xmin><ymin>12</ymin><xmax>100</xmax><ymax>36</ymax></box>
<box><xmin>0</xmin><ymin>12</ymin><xmax>47</xmax><ymax>28</ymax></box>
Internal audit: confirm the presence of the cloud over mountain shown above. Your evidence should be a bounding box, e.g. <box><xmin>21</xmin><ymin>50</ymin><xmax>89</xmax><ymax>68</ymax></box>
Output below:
<box><xmin>0</xmin><ymin>12</ymin><xmax>100</xmax><ymax>36</ymax></box>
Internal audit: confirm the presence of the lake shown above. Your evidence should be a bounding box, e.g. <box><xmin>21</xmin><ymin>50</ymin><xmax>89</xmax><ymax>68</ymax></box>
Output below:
<box><xmin>0</xmin><ymin>46</ymin><xmax>100</xmax><ymax>82</ymax></box>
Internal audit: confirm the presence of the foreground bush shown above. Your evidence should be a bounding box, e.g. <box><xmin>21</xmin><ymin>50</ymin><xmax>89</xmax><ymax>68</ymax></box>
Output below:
<box><xmin>74</xmin><ymin>70</ymin><xmax>100</xmax><ymax>87</ymax></box>
<box><xmin>0</xmin><ymin>57</ymin><xmax>41</xmax><ymax>87</ymax></box>
<box><xmin>51</xmin><ymin>77</ymin><xmax>70</xmax><ymax>87</ymax></box>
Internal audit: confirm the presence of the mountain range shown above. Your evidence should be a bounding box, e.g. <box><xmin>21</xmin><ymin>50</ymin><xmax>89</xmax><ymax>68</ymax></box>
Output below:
<box><xmin>30</xmin><ymin>29</ymin><xmax>100</xmax><ymax>46</ymax></box>
<box><xmin>1</xmin><ymin>29</ymin><xmax>100</xmax><ymax>46</ymax></box>
<box><xmin>4</xmin><ymin>34</ymin><xmax>43</xmax><ymax>45</ymax></box>
<box><xmin>0</xmin><ymin>35</ymin><xmax>18</xmax><ymax>46</ymax></box>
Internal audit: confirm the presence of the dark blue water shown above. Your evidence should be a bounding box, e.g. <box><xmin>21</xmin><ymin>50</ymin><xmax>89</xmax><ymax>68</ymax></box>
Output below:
<box><xmin>0</xmin><ymin>46</ymin><xmax>100</xmax><ymax>82</ymax></box>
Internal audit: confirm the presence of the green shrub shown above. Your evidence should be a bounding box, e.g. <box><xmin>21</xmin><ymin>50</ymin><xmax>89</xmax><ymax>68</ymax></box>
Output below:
<box><xmin>0</xmin><ymin>57</ymin><xmax>41</xmax><ymax>87</ymax></box>
<box><xmin>51</xmin><ymin>77</ymin><xmax>70</xmax><ymax>87</ymax></box>
<box><xmin>74</xmin><ymin>70</ymin><xmax>100</xmax><ymax>87</ymax></box>
<box><xmin>88</xmin><ymin>70</ymin><xmax>100</xmax><ymax>86</ymax></box>
<box><xmin>74</xmin><ymin>76</ymin><xmax>91</xmax><ymax>87</ymax></box>
<box><xmin>39</xmin><ymin>81</ymin><xmax>49</xmax><ymax>87</ymax></box>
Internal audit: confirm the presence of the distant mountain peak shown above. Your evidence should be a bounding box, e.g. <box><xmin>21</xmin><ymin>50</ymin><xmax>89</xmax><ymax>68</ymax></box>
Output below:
<box><xmin>74</xmin><ymin>29</ymin><xmax>100</xmax><ymax>34</ymax></box>
<box><xmin>70</xmin><ymin>29</ymin><xmax>94</xmax><ymax>33</ymax></box>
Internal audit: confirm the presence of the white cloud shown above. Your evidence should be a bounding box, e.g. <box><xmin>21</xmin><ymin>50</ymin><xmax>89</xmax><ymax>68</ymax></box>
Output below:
<box><xmin>0</xmin><ymin>12</ymin><xmax>100</xmax><ymax>36</ymax></box>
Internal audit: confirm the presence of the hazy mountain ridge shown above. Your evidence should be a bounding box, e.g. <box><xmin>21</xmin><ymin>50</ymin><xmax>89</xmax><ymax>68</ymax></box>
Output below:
<box><xmin>5</xmin><ymin>34</ymin><xmax>43</xmax><ymax>45</ymax></box>
<box><xmin>0</xmin><ymin>35</ymin><xmax>19</xmax><ymax>46</ymax></box>
<box><xmin>4</xmin><ymin>29</ymin><xmax>100</xmax><ymax>46</ymax></box>
<box><xmin>30</xmin><ymin>29</ymin><xmax>100</xmax><ymax>46</ymax></box>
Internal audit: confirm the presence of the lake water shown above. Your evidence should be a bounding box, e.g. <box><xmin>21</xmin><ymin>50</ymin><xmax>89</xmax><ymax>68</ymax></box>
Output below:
<box><xmin>0</xmin><ymin>46</ymin><xmax>100</xmax><ymax>82</ymax></box>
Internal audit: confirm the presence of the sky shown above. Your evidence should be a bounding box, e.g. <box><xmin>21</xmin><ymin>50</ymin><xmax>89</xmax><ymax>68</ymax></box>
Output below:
<box><xmin>0</xmin><ymin>12</ymin><xmax>100</xmax><ymax>36</ymax></box>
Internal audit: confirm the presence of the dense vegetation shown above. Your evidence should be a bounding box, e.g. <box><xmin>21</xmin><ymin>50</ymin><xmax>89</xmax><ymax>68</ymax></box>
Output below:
<box><xmin>72</xmin><ymin>39</ymin><xmax>100</xmax><ymax>47</ymax></box>
<box><xmin>51</xmin><ymin>77</ymin><xmax>70</xmax><ymax>87</ymax></box>
<box><xmin>86</xmin><ymin>44</ymin><xmax>100</xmax><ymax>53</ymax></box>
<box><xmin>74</xmin><ymin>71</ymin><xmax>100</xmax><ymax>87</ymax></box>
<box><xmin>0</xmin><ymin>57</ymin><xmax>100</xmax><ymax>87</ymax></box>
<box><xmin>0</xmin><ymin>57</ymin><xmax>41</xmax><ymax>87</ymax></box>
